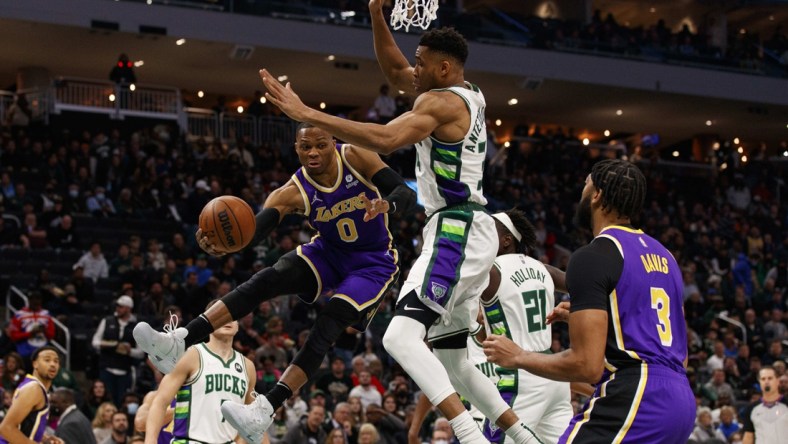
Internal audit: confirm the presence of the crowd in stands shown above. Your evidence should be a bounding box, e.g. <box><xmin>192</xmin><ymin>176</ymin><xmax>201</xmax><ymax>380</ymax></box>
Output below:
<box><xmin>237</xmin><ymin>1</ymin><xmax>788</xmax><ymax>75</ymax></box>
<box><xmin>0</xmin><ymin>54</ymin><xmax>786</xmax><ymax>444</ymax></box>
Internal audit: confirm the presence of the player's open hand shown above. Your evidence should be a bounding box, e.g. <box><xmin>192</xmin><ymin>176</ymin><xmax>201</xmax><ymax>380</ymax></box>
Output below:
<box><xmin>259</xmin><ymin>69</ymin><xmax>310</xmax><ymax>122</ymax></box>
<box><xmin>360</xmin><ymin>193</ymin><xmax>389</xmax><ymax>222</ymax></box>
<box><xmin>195</xmin><ymin>228</ymin><xmax>226</xmax><ymax>257</ymax></box>
<box><xmin>546</xmin><ymin>301</ymin><xmax>571</xmax><ymax>325</ymax></box>
<box><xmin>483</xmin><ymin>334</ymin><xmax>525</xmax><ymax>369</ymax></box>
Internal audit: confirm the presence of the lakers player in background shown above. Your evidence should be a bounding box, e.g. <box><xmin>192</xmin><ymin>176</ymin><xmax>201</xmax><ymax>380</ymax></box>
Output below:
<box><xmin>0</xmin><ymin>346</ymin><xmax>64</xmax><ymax>444</ymax></box>
<box><xmin>143</xmin><ymin>300</ymin><xmax>257</xmax><ymax>444</ymax></box>
<box><xmin>484</xmin><ymin>159</ymin><xmax>695</xmax><ymax>443</ymax></box>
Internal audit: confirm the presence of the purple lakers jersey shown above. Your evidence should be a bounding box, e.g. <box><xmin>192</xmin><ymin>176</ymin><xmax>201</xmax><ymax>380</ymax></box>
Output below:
<box><xmin>293</xmin><ymin>145</ymin><xmax>393</xmax><ymax>251</ymax></box>
<box><xmin>599</xmin><ymin>226</ymin><xmax>688</xmax><ymax>373</ymax></box>
<box><xmin>0</xmin><ymin>375</ymin><xmax>49</xmax><ymax>444</ymax></box>
<box><xmin>158</xmin><ymin>398</ymin><xmax>176</xmax><ymax>444</ymax></box>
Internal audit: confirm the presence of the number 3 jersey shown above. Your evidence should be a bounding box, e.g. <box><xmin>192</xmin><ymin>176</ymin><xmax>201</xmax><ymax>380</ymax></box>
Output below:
<box><xmin>292</xmin><ymin>145</ymin><xmax>393</xmax><ymax>252</ymax></box>
<box><xmin>569</xmin><ymin>226</ymin><xmax>688</xmax><ymax>375</ymax></box>
<box><xmin>482</xmin><ymin>254</ymin><xmax>555</xmax><ymax>353</ymax></box>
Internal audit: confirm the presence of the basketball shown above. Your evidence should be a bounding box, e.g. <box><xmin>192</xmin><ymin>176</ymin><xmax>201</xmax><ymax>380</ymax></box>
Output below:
<box><xmin>199</xmin><ymin>196</ymin><xmax>256</xmax><ymax>254</ymax></box>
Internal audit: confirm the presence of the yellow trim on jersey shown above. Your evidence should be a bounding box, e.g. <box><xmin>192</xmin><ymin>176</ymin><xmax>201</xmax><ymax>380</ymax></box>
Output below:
<box><xmin>340</xmin><ymin>145</ymin><xmax>377</xmax><ymax>191</ymax></box>
<box><xmin>339</xmin><ymin>145</ymin><xmax>396</xmax><ymax>250</ymax></box>
<box><xmin>601</xmin><ymin>225</ymin><xmax>644</xmax><ymax>234</ymax></box>
<box><xmin>331</xmin><ymin>251</ymin><xmax>399</xmax><ymax>311</ymax></box>
<box><xmin>296</xmin><ymin>244</ymin><xmax>323</xmax><ymax>302</ymax></box>
<box><xmin>567</xmin><ymin>373</ymin><xmax>616</xmax><ymax>443</ymax></box>
<box><xmin>612</xmin><ymin>363</ymin><xmax>649</xmax><ymax>444</ymax></box>
<box><xmin>301</xmin><ymin>149</ymin><xmax>343</xmax><ymax>193</ymax></box>
<box><xmin>610</xmin><ymin>289</ymin><xmax>641</xmax><ymax>361</ymax></box>
<box><xmin>604</xmin><ymin>359</ymin><xmax>618</xmax><ymax>372</ymax></box>
<box><xmin>291</xmin><ymin>175</ymin><xmax>311</xmax><ymax>218</ymax></box>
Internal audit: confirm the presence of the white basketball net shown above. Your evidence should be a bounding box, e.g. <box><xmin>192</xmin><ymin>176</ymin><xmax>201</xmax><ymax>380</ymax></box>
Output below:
<box><xmin>390</xmin><ymin>0</ymin><xmax>439</xmax><ymax>32</ymax></box>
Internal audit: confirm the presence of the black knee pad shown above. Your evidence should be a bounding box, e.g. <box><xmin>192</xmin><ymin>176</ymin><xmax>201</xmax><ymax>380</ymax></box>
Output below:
<box><xmin>431</xmin><ymin>331</ymin><xmax>468</xmax><ymax>349</ymax></box>
<box><xmin>292</xmin><ymin>299</ymin><xmax>360</xmax><ymax>378</ymax></box>
<box><xmin>223</xmin><ymin>251</ymin><xmax>316</xmax><ymax>320</ymax></box>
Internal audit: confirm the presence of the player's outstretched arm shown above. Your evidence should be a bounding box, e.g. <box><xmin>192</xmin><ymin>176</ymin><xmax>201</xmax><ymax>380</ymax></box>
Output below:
<box><xmin>344</xmin><ymin>145</ymin><xmax>417</xmax><ymax>220</ymax></box>
<box><xmin>144</xmin><ymin>348</ymin><xmax>198</xmax><ymax>444</ymax></box>
<box><xmin>0</xmin><ymin>383</ymin><xmax>47</xmax><ymax>444</ymax></box>
<box><xmin>260</xmin><ymin>69</ymin><xmax>451</xmax><ymax>155</ymax></box>
<box><xmin>483</xmin><ymin>308</ymin><xmax>607</xmax><ymax>383</ymax></box>
<box><xmin>369</xmin><ymin>0</ymin><xmax>416</xmax><ymax>95</ymax></box>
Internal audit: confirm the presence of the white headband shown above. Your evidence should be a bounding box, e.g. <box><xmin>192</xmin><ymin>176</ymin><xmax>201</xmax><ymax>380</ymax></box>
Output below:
<box><xmin>492</xmin><ymin>212</ymin><xmax>522</xmax><ymax>242</ymax></box>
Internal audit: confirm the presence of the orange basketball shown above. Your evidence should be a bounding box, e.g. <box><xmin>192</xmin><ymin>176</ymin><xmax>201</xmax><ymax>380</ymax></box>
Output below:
<box><xmin>199</xmin><ymin>195</ymin><xmax>256</xmax><ymax>253</ymax></box>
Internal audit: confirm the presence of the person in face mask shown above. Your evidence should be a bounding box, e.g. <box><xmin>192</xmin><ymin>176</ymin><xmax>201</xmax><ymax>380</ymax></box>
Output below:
<box><xmin>121</xmin><ymin>392</ymin><xmax>140</xmax><ymax>417</ymax></box>
<box><xmin>431</xmin><ymin>428</ymin><xmax>452</xmax><ymax>444</ymax></box>
<box><xmin>741</xmin><ymin>366</ymin><xmax>788</xmax><ymax>444</ymax></box>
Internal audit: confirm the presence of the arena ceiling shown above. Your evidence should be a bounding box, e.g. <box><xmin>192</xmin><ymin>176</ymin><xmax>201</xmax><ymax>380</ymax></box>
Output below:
<box><xmin>0</xmin><ymin>12</ymin><xmax>786</xmax><ymax>153</ymax></box>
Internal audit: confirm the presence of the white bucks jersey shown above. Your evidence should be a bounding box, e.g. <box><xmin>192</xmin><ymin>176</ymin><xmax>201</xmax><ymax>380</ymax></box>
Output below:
<box><xmin>415</xmin><ymin>83</ymin><xmax>488</xmax><ymax>216</ymax></box>
<box><xmin>173</xmin><ymin>344</ymin><xmax>248</xmax><ymax>443</ymax></box>
<box><xmin>483</xmin><ymin>254</ymin><xmax>555</xmax><ymax>352</ymax></box>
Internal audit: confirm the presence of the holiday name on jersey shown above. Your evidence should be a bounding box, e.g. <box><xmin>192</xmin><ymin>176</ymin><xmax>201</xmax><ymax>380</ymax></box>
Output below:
<box><xmin>509</xmin><ymin>267</ymin><xmax>546</xmax><ymax>287</ymax></box>
<box><xmin>313</xmin><ymin>192</ymin><xmax>367</xmax><ymax>223</ymax></box>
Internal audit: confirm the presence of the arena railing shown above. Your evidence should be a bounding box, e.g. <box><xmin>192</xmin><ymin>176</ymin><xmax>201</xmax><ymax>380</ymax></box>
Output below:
<box><xmin>52</xmin><ymin>76</ymin><xmax>181</xmax><ymax>121</ymax></box>
<box><xmin>220</xmin><ymin>112</ymin><xmax>258</xmax><ymax>145</ymax></box>
<box><xmin>5</xmin><ymin>286</ymin><xmax>72</xmax><ymax>370</ymax></box>
<box><xmin>185</xmin><ymin>107</ymin><xmax>219</xmax><ymax>142</ymax></box>
<box><xmin>717</xmin><ymin>311</ymin><xmax>747</xmax><ymax>345</ymax></box>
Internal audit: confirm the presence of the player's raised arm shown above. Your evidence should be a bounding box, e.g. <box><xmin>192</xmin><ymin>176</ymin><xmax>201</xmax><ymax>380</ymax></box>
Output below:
<box><xmin>260</xmin><ymin>70</ymin><xmax>450</xmax><ymax>155</ymax></box>
<box><xmin>369</xmin><ymin>0</ymin><xmax>416</xmax><ymax>95</ymax></box>
<box><xmin>144</xmin><ymin>348</ymin><xmax>199</xmax><ymax>444</ymax></box>
<box><xmin>343</xmin><ymin>145</ymin><xmax>416</xmax><ymax>220</ymax></box>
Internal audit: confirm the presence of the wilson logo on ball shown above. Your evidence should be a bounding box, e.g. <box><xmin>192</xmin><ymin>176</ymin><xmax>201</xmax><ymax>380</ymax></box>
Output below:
<box><xmin>218</xmin><ymin>210</ymin><xmax>237</xmax><ymax>247</ymax></box>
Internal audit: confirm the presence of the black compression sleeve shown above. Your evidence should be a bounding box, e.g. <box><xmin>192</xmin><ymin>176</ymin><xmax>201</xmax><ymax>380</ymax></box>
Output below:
<box><xmin>371</xmin><ymin>167</ymin><xmax>417</xmax><ymax>216</ymax></box>
<box><xmin>251</xmin><ymin>207</ymin><xmax>280</xmax><ymax>246</ymax></box>
<box><xmin>566</xmin><ymin>236</ymin><xmax>624</xmax><ymax>312</ymax></box>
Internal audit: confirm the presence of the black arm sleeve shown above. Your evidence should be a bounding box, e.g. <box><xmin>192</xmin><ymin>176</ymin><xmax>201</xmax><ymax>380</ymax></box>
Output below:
<box><xmin>566</xmin><ymin>236</ymin><xmax>624</xmax><ymax>312</ymax></box>
<box><xmin>250</xmin><ymin>207</ymin><xmax>281</xmax><ymax>247</ymax></box>
<box><xmin>371</xmin><ymin>167</ymin><xmax>417</xmax><ymax>216</ymax></box>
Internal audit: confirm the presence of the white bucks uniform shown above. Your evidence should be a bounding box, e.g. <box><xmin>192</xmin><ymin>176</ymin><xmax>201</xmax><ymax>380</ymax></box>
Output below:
<box><xmin>398</xmin><ymin>83</ymin><xmax>498</xmax><ymax>340</ymax></box>
<box><xmin>480</xmin><ymin>254</ymin><xmax>573</xmax><ymax>443</ymax></box>
<box><xmin>172</xmin><ymin>344</ymin><xmax>249</xmax><ymax>444</ymax></box>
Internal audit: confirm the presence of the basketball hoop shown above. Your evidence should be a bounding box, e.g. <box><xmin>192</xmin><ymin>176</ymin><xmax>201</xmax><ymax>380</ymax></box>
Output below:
<box><xmin>390</xmin><ymin>0</ymin><xmax>439</xmax><ymax>32</ymax></box>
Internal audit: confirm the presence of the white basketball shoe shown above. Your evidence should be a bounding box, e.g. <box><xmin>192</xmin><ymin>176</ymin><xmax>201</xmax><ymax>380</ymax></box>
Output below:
<box><xmin>132</xmin><ymin>318</ymin><xmax>187</xmax><ymax>374</ymax></box>
<box><xmin>221</xmin><ymin>394</ymin><xmax>274</xmax><ymax>444</ymax></box>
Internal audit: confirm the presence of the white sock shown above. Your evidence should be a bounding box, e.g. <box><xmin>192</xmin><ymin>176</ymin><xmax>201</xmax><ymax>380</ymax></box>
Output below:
<box><xmin>448</xmin><ymin>411</ymin><xmax>488</xmax><ymax>444</ymax></box>
<box><xmin>505</xmin><ymin>421</ymin><xmax>543</xmax><ymax>444</ymax></box>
